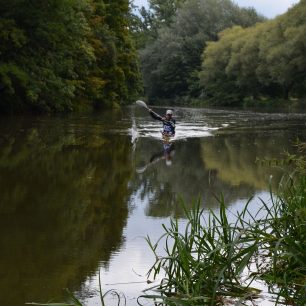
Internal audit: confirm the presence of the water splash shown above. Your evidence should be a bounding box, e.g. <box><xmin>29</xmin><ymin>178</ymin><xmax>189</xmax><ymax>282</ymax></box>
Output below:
<box><xmin>130</xmin><ymin>118</ymin><xmax>139</xmax><ymax>149</ymax></box>
<box><xmin>134</xmin><ymin>122</ymin><xmax>218</xmax><ymax>141</ymax></box>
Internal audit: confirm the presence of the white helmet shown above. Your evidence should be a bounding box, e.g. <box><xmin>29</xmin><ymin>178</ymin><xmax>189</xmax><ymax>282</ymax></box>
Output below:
<box><xmin>166</xmin><ymin>109</ymin><xmax>173</xmax><ymax>115</ymax></box>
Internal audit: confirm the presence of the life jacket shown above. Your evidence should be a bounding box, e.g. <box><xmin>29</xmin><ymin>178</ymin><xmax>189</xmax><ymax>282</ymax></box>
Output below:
<box><xmin>162</xmin><ymin>119</ymin><xmax>176</xmax><ymax>135</ymax></box>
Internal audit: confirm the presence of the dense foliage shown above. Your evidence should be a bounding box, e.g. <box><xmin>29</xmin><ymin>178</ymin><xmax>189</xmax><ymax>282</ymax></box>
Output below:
<box><xmin>0</xmin><ymin>0</ymin><xmax>141</xmax><ymax>113</ymax></box>
<box><xmin>131</xmin><ymin>0</ymin><xmax>186</xmax><ymax>49</ymax></box>
<box><xmin>200</xmin><ymin>0</ymin><xmax>306</xmax><ymax>105</ymax></box>
<box><xmin>138</xmin><ymin>0</ymin><xmax>263</xmax><ymax>103</ymax></box>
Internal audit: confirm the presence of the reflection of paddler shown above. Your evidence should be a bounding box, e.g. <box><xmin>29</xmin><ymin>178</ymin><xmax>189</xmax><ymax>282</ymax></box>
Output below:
<box><xmin>162</xmin><ymin>134</ymin><xmax>174</xmax><ymax>166</ymax></box>
<box><xmin>136</xmin><ymin>143</ymin><xmax>175</xmax><ymax>173</ymax></box>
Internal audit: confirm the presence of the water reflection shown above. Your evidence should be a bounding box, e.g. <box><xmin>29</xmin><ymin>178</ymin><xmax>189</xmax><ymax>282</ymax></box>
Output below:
<box><xmin>0</xmin><ymin>118</ymin><xmax>133</xmax><ymax>305</ymax></box>
<box><xmin>133</xmin><ymin>129</ymin><xmax>298</xmax><ymax>218</ymax></box>
<box><xmin>136</xmin><ymin>140</ymin><xmax>175</xmax><ymax>173</ymax></box>
<box><xmin>200</xmin><ymin>131</ymin><xmax>292</xmax><ymax>189</ymax></box>
<box><xmin>0</xmin><ymin>108</ymin><xmax>305</xmax><ymax>306</ymax></box>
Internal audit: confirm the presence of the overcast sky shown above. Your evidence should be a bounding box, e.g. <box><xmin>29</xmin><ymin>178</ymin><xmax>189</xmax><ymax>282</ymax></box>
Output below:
<box><xmin>133</xmin><ymin>0</ymin><xmax>300</xmax><ymax>18</ymax></box>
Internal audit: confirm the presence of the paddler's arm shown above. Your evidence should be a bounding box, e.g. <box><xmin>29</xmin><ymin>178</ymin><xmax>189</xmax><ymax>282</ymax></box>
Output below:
<box><xmin>149</xmin><ymin>109</ymin><xmax>163</xmax><ymax>121</ymax></box>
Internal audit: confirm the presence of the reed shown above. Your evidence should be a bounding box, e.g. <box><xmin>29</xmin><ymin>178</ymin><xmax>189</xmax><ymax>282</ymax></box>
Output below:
<box><xmin>141</xmin><ymin>198</ymin><xmax>262</xmax><ymax>305</ymax></box>
<box><xmin>261</xmin><ymin>175</ymin><xmax>306</xmax><ymax>305</ymax></box>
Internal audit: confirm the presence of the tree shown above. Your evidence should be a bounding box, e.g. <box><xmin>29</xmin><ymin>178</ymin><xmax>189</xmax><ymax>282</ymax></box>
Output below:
<box><xmin>0</xmin><ymin>0</ymin><xmax>142</xmax><ymax>113</ymax></box>
<box><xmin>0</xmin><ymin>18</ymin><xmax>29</xmax><ymax>110</ymax></box>
<box><xmin>199</xmin><ymin>27</ymin><xmax>245</xmax><ymax>104</ymax></box>
<box><xmin>150</xmin><ymin>0</ymin><xmax>185</xmax><ymax>27</ymax></box>
<box><xmin>130</xmin><ymin>0</ymin><xmax>186</xmax><ymax>49</ymax></box>
<box><xmin>86</xmin><ymin>0</ymin><xmax>142</xmax><ymax>109</ymax></box>
<box><xmin>200</xmin><ymin>0</ymin><xmax>306</xmax><ymax>104</ymax></box>
<box><xmin>140</xmin><ymin>0</ymin><xmax>264</xmax><ymax>103</ymax></box>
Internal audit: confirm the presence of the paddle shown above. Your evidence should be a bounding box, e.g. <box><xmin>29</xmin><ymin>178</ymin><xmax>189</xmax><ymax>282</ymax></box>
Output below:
<box><xmin>136</xmin><ymin>100</ymin><xmax>161</xmax><ymax>119</ymax></box>
<box><xmin>136</xmin><ymin>100</ymin><xmax>149</xmax><ymax>110</ymax></box>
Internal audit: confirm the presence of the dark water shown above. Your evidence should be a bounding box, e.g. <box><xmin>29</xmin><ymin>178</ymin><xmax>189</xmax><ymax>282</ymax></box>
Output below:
<box><xmin>0</xmin><ymin>107</ymin><xmax>305</xmax><ymax>306</ymax></box>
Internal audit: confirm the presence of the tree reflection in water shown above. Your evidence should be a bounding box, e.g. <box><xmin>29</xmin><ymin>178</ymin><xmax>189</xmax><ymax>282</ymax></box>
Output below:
<box><xmin>0</xmin><ymin>110</ymin><xmax>304</xmax><ymax>306</ymax></box>
<box><xmin>0</xmin><ymin>117</ymin><xmax>133</xmax><ymax>306</ymax></box>
<box><xmin>132</xmin><ymin>129</ymin><xmax>296</xmax><ymax>218</ymax></box>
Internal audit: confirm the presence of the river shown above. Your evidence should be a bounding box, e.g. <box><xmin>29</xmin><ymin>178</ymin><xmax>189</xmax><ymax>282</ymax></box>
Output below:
<box><xmin>0</xmin><ymin>107</ymin><xmax>305</xmax><ymax>306</ymax></box>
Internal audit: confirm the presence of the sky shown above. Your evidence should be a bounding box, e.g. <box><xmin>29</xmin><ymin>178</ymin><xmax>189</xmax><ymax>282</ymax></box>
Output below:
<box><xmin>133</xmin><ymin>0</ymin><xmax>300</xmax><ymax>19</ymax></box>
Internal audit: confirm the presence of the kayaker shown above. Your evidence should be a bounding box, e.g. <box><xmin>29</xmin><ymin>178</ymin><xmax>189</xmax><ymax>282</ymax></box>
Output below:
<box><xmin>149</xmin><ymin>109</ymin><xmax>176</xmax><ymax>136</ymax></box>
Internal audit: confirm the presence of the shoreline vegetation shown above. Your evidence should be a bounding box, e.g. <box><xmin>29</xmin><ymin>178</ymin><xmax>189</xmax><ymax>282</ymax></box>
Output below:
<box><xmin>138</xmin><ymin>0</ymin><xmax>306</xmax><ymax>109</ymax></box>
<box><xmin>2</xmin><ymin>0</ymin><xmax>305</xmax><ymax>305</ymax></box>
<box><xmin>27</xmin><ymin>145</ymin><xmax>306</xmax><ymax>305</ymax></box>
<box><xmin>0</xmin><ymin>1</ymin><xmax>141</xmax><ymax>114</ymax></box>
<box><xmin>1</xmin><ymin>0</ymin><xmax>305</xmax><ymax>113</ymax></box>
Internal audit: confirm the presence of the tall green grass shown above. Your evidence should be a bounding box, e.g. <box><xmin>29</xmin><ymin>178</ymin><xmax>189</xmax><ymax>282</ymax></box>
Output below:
<box><xmin>261</xmin><ymin>175</ymin><xmax>306</xmax><ymax>305</ymax></box>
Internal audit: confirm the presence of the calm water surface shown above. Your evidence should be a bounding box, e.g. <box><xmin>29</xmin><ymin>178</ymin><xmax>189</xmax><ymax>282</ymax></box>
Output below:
<box><xmin>0</xmin><ymin>107</ymin><xmax>305</xmax><ymax>306</ymax></box>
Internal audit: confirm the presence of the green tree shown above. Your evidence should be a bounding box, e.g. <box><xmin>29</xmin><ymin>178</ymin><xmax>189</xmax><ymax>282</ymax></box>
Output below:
<box><xmin>258</xmin><ymin>11</ymin><xmax>306</xmax><ymax>99</ymax></box>
<box><xmin>200</xmin><ymin>0</ymin><xmax>306</xmax><ymax>105</ymax></box>
<box><xmin>150</xmin><ymin>0</ymin><xmax>185</xmax><ymax>27</ymax></box>
<box><xmin>0</xmin><ymin>0</ymin><xmax>95</xmax><ymax>112</ymax></box>
<box><xmin>0</xmin><ymin>0</ymin><xmax>141</xmax><ymax>113</ymax></box>
<box><xmin>85</xmin><ymin>0</ymin><xmax>141</xmax><ymax>109</ymax></box>
<box><xmin>140</xmin><ymin>0</ymin><xmax>264</xmax><ymax>103</ymax></box>
<box><xmin>130</xmin><ymin>0</ymin><xmax>186</xmax><ymax>49</ymax></box>
<box><xmin>199</xmin><ymin>27</ymin><xmax>244</xmax><ymax>105</ymax></box>
<box><xmin>0</xmin><ymin>18</ymin><xmax>29</xmax><ymax>110</ymax></box>
<box><xmin>129</xmin><ymin>4</ymin><xmax>158</xmax><ymax>49</ymax></box>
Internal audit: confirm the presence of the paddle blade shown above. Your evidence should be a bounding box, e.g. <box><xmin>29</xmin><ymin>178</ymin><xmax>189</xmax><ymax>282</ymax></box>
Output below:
<box><xmin>136</xmin><ymin>100</ymin><xmax>148</xmax><ymax>109</ymax></box>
